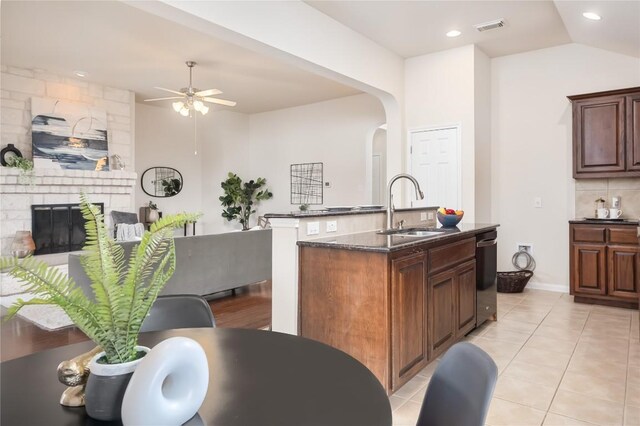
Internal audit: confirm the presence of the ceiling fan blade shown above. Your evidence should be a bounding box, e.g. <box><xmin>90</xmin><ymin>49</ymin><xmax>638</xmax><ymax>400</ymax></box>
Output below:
<box><xmin>203</xmin><ymin>97</ymin><xmax>237</xmax><ymax>107</ymax></box>
<box><xmin>154</xmin><ymin>87</ymin><xmax>185</xmax><ymax>96</ymax></box>
<box><xmin>195</xmin><ymin>88</ymin><xmax>222</xmax><ymax>97</ymax></box>
<box><xmin>143</xmin><ymin>96</ymin><xmax>184</xmax><ymax>102</ymax></box>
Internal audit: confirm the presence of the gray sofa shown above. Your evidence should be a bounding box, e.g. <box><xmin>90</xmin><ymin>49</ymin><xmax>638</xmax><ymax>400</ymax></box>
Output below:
<box><xmin>68</xmin><ymin>230</ymin><xmax>272</xmax><ymax>299</ymax></box>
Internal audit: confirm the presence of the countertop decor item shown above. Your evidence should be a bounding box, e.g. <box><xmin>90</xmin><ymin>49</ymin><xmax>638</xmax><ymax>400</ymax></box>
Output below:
<box><xmin>436</xmin><ymin>207</ymin><xmax>464</xmax><ymax>227</ymax></box>
<box><xmin>0</xmin><ymin>194</ymin><xmax>199</xmax><ymax>421</ymax></box>
<box><xmin>10</xmin><ymin>231</ymin><xmax>35</xmax><ymax>258</ymax></box>
<box><xmin>1</xmin><ymin>143</ymin><xmax>23</xmax><ymax>166</ymax></box>
<box><xmin>57</xmin><ymin>346</ymin><xmax>102</xmax><ymax>407</ymax></box>
<box><xmin>220</xmin><ymin>172</ymin><xmax>273</xmax><ymax>231</ymax></box>
<box><xmin>147</xmin><ymin>201</ymin><xmax>159</xmax><ymax>223</ymax></box>
<box><xmin>122</xmin><ymin>337</ymin><xmax>209</xmax><ymax>425</ymax></box>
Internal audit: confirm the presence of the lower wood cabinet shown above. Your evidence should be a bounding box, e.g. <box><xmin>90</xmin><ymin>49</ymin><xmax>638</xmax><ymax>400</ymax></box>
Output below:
<box><xmin>570</xmin><ymin>224</ymin><xmax>639</xmax><ymax>307</ymax></box>
<box><xmin>571</xmin><ymin>244</ymin><xmax>607</xmax><ymax>295</ymax></box>
<box><xmin>456</xmin><ymin>260</ymin><xmax>477</xmax><ymax>337</ymax></box>
<box><xmin>391</xmin><ymin>253</ymin><xmax>428</xmax><ymax>389</ymax></box>
<box><xmin>299</xmin><ymin>234</ymin><xmax>486</xmax><ymax>395</ymax></box>
<box><xmin>428</xmin><ymin>268</ymin><xmax>456</xmax><ymax>358</ymax></box>
<box><xmin>607</xmin><ymin>245</ymin><xmax>640</xmax><ymax>299</ymax></box>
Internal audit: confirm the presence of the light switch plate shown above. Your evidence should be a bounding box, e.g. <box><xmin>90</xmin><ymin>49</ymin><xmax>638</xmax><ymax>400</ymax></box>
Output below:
<box><xmin>420</xmin><ymin>212</ymin><xmax>427</xmax><ymax>221</ymax></box>
<box><xmin>428</xmin><ymin>211</ymin><xmax>435</xmax><ymax>220</ymax></box>
<box><xmin>326</xmin><ymin>221</ymin><xmax>337</xmax><ymax>233</ymax></box>
<box><xmin>307</xmin><ymin>222</ymin><xmax>320</xmax><ymax>235</ymax></box>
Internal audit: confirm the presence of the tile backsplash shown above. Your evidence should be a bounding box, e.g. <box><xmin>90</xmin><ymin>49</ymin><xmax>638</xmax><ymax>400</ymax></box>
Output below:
<box><xmin>575</xmin><ymin>178</ymin><xmax>640</xmax><ymax>219</ymax></box>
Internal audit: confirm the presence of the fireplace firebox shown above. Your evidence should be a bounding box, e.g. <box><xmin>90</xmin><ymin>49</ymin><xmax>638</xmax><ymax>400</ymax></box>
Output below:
<box><xmin>31</xmin><ymin>203</ymin><xmax>104</xmax><ymax>255</ymax></box>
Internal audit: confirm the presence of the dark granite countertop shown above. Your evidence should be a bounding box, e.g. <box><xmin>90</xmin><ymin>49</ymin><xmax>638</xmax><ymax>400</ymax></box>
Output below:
<box><xmin>265</xmin><ymin>206</ymin><xmax>438</xmax><ymax>219</ymax></box>
<box><xmin>297</xmin><ymin>223</ymin><xmax>500</xmax><ymax>253</ymax></box>
<box><xmin>569</xmin><ymin>219</ymin><xmax>639</xmax><ymax>226</ymax></box>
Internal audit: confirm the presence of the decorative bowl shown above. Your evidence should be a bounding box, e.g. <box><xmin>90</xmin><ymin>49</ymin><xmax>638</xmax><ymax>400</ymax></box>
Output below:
<box><xmin>437</xmin><ymin>211</ymin><xmax>464</xmax><ymax>227</ymax></box>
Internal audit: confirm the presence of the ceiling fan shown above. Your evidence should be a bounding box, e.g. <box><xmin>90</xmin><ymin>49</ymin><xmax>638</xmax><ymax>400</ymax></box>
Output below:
<box><xmin>144</xmin><ymin>61</ymin><xmax>236</xmax><ymax>116</ymax></box>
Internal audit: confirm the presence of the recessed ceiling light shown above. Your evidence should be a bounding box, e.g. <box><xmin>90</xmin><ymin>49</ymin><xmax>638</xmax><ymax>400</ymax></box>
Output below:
<box><xmin>582</xmin><ymin>12</ymin><xmax>601</xmax><ymax>21</ymax></box>
<box><xmin>74</xmin><ymin>70</ymin><xmax>88</xmax><ymax>78</ymax></box>
<box><xmin>446</xmin><ymin>30</ymin><xmax>461</xmax><ymax>38</ymax></box>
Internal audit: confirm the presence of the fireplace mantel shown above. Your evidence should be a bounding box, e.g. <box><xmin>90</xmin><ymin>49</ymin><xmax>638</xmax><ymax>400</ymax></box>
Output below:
<box><xmin>0</xmin><ymin>167</ymin><xmax>138</xmax><ymax>255</ymax></box>
<box><xmin>0</xmin><ymin>168</ymin><xmax>137</xmax><ymax>194</ymax></box>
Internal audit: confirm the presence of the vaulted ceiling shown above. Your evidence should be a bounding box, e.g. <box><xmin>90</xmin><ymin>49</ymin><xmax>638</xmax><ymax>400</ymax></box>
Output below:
<box><xmin>305</xmin><ymin>0</ymin><xmax>640</xmax><ymax>58</ymax></box>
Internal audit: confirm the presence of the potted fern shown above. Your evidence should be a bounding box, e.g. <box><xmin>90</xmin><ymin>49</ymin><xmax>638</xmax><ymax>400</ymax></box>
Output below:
<box><xmin>1</xmin><ymin>195</ymin><xmax>199</xmax><ymax>421</ymax></box>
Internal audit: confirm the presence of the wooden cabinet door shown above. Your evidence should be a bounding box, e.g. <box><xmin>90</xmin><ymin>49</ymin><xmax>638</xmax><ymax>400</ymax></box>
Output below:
<box><xmin>571</xmin><ymin>244</ymin><xmax>607</xmax><ymax>295</ymax></box>
<box><xmin>391</xmin><ymin>253</ymin><xmax>428</xmax><ymax>390</ymax></box>
<box><xmin>428</xmin><ymin>269</ymin><xmax>456</xmax><ymax>359</ymax></box>
<box><xmin>573</xmin><ymin>96</ymin><xmax>625</xmax><ymax>177</ymax></box>
<box><xmin>607</xmin><ymin>245</ymin><xmax>640</xmax><ymax>300</ymax></box>
<box><xmin>627</xmin><ymin>93</ymin><xmax>640</xmax><ymax>171</ymax></box>
<box><xmin>456</xmin><ymin>260</ymin><xmax>477</xmax><ymax>338</ymax></box>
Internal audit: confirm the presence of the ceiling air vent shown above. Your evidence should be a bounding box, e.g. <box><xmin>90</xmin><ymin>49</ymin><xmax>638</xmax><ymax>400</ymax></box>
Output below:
<box><xmin>474</xmin><ymin>19</ymin><xmax>506</xmax><ymax>32</ymax></box>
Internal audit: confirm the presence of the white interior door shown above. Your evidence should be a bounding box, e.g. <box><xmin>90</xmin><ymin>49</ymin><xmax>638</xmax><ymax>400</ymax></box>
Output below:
<box><xmin>372</xmin><ymin>154</ymin><xmax>382</xmax><ymax>205</ymax></box>
<box><xmin>410</xmin><ymin>127</ymin><xmax>460</xmax><ymax>209</ymax></box>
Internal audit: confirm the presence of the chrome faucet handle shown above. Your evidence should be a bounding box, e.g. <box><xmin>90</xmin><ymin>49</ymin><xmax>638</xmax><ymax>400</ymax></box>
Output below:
<box><xmin>397</xmin><ymin>220</ymin><xmax>405</xmax><ymax>230</ymax></box>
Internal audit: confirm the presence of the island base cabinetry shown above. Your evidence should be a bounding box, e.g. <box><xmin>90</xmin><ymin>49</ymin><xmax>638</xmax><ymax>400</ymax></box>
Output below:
<box><xmin>299</xmin><ymin>236</ymin><xmax>479</xmax><ymax>394</ymax></box>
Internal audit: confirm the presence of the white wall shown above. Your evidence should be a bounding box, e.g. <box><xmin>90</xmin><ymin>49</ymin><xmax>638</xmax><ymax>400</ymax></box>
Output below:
<box><xmin>136</xmin><ymin>94</ymin><xmax>384</xmax><ymax>232</ymax></box>
<box><xmin>491</xmin><ymin>43</ymin><xmax>640</xmax><ymax>290</ymax></box>
<box><xmin>135</xmin><ymin>104</ymin><xmax>250</xmax><ymax>235</ymax></box>
<box><xmin>404</xmin><ymin>45</ymin><xmax>478</xmax><ymax>221</ymax></box>
<box><xmin>474</xmin><ymin>46</ymin><xmax>492</xmax><ymax>223</ymax></box>
<box><xmin>249</xmin><ymin>94</ymin><xmax>386</xmax><ymax>213</ymax></box>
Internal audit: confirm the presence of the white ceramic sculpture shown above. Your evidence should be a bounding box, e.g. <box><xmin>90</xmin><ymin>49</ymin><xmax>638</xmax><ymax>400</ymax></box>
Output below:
<box><xmin>121</xmin><ymin>337</ymin><xmax>209</xmax><ymax>426</ymax></box>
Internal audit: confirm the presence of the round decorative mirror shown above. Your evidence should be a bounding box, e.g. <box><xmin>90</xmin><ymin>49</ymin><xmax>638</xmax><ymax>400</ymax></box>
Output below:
<box><xmin>141</xmin><ymin>167</ymin><xmax>183</xmax><ymax>198</ymax></box>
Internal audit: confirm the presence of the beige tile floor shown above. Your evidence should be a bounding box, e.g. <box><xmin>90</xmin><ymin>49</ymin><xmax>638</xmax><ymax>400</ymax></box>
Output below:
<box><xmin>390</xmin><ymin>289</ymin><xmax>640</xmax><ymax>426</ymax></box>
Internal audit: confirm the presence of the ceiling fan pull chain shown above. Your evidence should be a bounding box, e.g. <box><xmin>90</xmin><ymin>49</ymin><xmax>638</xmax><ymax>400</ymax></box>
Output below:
<box><xmin>193</xmin><ymin>111</ymin><xmax>198</xmax><ymax>156</ymax></box>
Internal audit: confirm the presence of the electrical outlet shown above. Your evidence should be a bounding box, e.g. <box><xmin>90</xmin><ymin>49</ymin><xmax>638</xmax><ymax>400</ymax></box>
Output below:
<box><xmin>534</xmin><ymin>197</ymin><xmax>542</xmax><ymax>208</ymax></box>
<box><xmin>517</xmin><ymin>243</ymin><xmax>533</xmax><ymax>255</ymax></box>
<box><xmin>326</xmin><ymin>220</ymin><xmax>337</xmax><ymax>233</ymax></box>
<box><xmin>428</xmin><ymin>211</ymin><xmax>435</xmax><ymax>220</ymax></box>
<box><xmin>420</xmin><ymin>212</ymin><xmax>427</xmax><ymax>221</ymax></box>
<box><xmin>307</xmin><ymin>222</ymin><xmax>320</xmax><ymax>235</ymax></box>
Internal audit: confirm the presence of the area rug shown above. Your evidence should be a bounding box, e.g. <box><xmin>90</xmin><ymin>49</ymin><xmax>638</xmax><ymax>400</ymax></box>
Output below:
<box><xmin>0</xmin><ymin>275</ymin><xmax>28</xmax><ymax>296</ymax></box>
<box><xmin>0</xmin><ymin>293</ymin><xmax>74</xmax><ymax>330</ymax></box>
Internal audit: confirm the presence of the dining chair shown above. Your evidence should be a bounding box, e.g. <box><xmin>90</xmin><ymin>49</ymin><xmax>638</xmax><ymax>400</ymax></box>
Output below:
<box><xmin>140</xmin><ymin>295</ymin><xmax>216</xmax><ymax>332</ymax></box>
<box><xmin>416</xmin><ymin>342</ymin><xmax>498</xmax><ymax>426</ymax></box>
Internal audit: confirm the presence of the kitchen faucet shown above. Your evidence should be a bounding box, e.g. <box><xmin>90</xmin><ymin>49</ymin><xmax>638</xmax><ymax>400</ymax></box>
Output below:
<box><xmin>386</xmin><ymin>173</ymin><xmax>425</xmax><ymax>230</ymax></box>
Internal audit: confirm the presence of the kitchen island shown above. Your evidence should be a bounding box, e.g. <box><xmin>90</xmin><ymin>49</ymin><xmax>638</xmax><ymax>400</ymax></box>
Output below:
<box><xmin>297</xmin><ymin>223</ymin><xmax>499</xmax><ymax>394</ymax></box>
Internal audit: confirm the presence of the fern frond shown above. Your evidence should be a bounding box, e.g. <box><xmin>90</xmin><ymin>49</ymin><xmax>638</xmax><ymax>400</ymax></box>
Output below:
<box><xmin>1</xmin><ymin>202</ymin><xmax>200</xmax><ymax>365</ymax></box>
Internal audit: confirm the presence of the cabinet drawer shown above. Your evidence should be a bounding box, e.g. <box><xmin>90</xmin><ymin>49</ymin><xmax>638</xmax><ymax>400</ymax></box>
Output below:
<box><xmin>428</xmin><ymin>238</ymin><xmax>475</xmax><ymax>274</ymax></box>
<box><xmin>609</xmin><ymin>227</ymin><xmax>639</xmax><ymax>245</ymax></box>
<box><xmin>572</xmin><ymin>226</ymin><xmax>606</xmax><ymax>243</ymax></box>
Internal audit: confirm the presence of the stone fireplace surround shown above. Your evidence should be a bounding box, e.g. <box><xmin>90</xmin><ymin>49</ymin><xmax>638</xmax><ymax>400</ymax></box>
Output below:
<box><xmin>0</xmin><ymin>167</ymin><xmax>137</xmax><ymax>256</ymax></box>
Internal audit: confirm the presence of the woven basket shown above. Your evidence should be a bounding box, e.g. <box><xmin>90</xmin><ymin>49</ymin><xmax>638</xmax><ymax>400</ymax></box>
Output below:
<box><xmin>497</xmin><ymin>270</ymin><xmax>533</xmax><ymax>293</ymax></box>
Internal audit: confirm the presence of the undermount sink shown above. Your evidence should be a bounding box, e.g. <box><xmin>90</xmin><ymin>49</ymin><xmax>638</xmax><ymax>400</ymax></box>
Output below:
<box><xmin>377</xmin><ymin>228</ymin><xmax>445</xmax><ymax>237</ymax></box>
<box><xmin>395</xmin><ymin>230</ymin><xmax>444</xmax><ymax>237</ymax></box>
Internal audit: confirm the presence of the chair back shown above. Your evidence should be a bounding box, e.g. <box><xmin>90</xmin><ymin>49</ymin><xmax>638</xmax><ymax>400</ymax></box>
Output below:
<box><xmin>140</xmin><ymin>295</ymin><xmax>216</xmax><ymax>333</ymax></box>
<box><xmin>416</xmin><ymin>342</ymin><xmax>497</xmax><ymax>426</ymax></box>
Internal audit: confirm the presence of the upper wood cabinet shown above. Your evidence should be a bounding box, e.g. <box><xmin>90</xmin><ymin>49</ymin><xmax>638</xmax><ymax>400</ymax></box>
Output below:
<box><xmin>568</xmin><ymin>87</ymin><xmax>640</xmax><ymax>179</ymax></box>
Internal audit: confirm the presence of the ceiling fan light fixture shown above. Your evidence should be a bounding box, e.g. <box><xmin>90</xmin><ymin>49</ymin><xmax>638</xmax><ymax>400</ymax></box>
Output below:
<box><xmin>173</xmin><ymin>101</ymin><xmax>184</xmax><ymax>112</ymax></box>
<box><xmin>193</xmin><ymin>100</ymin><xmax>204</xmax><ymax>112</ymax></box>
<box><xmin>200</xmin><ymin>105</ymin><xmax>209</xmax><ymax>115</ymax></box>
<box><xmin>179</xmin><ymin>107</ymin><xmax>190</xmax><ymax>117</ymax></box>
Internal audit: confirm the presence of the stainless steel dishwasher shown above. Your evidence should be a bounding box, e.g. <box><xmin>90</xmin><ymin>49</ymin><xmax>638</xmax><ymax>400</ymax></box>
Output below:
<box><xmin>476</xmin><ymin>230</ymin><xmax>498</xmax><ymax>327</ymax></box>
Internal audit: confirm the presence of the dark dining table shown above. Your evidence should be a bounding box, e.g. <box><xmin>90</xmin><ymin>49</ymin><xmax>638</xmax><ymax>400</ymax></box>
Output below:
<box><xmin>1</xmin><ymin>328</ymin><xmax>392</xmax><ymax>426</ymax></box>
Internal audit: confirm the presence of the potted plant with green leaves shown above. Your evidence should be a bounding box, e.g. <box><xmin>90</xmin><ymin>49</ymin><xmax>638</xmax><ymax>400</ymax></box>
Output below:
<box><xmin>219</xmin><ymin>172</ymin><xmax>273</xmax><ymax>231</ymax></box>
<box><xmin>6</xmin><ymin>156</ymin><xmax>34</xmax><ymax>184</ymax></box>
<box><xmin>1</xmin><ymin>195</ymin><xmax>199</xmax><ymax>421</ymax></box>
<box><xmin>147</xmin><ymin>201</ymin><xmax>159</xmax><ymax>223</ymax></box>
